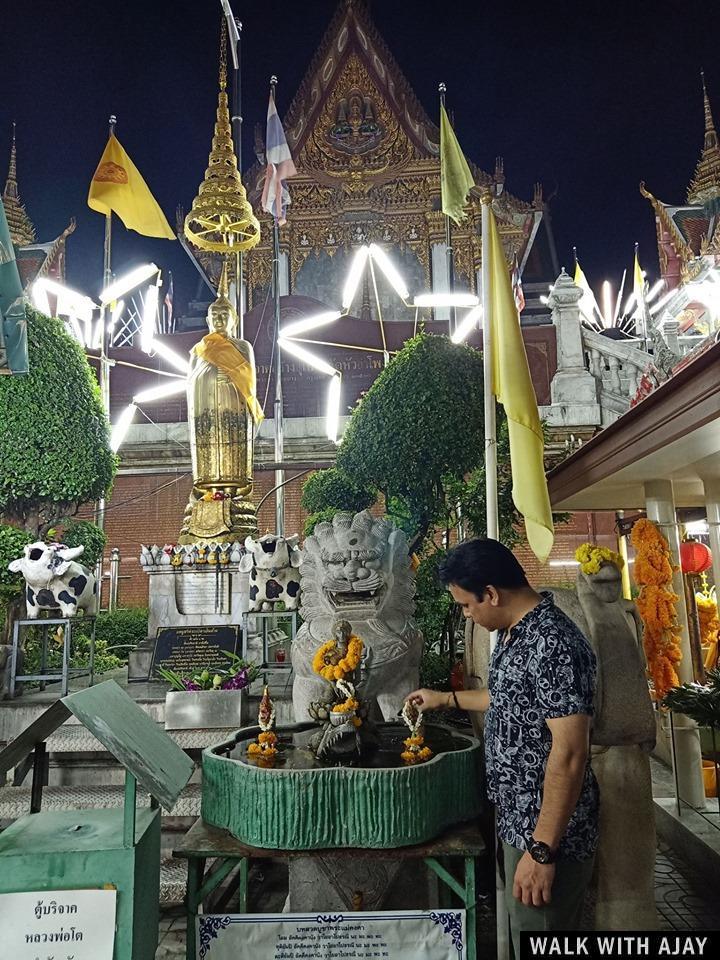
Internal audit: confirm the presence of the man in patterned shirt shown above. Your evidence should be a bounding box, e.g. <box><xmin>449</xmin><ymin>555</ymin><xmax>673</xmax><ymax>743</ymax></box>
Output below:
<box><xmin>407</xmin><ymin>538</ymin><xmax>599</xmax><ymax>953</ymax></box>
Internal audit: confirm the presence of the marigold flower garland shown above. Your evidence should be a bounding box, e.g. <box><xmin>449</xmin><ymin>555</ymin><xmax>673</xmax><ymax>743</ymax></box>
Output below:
<box><xmin>312</xmin><ymin>635</ymin><xmax>363</xmax><ymax>682</ymax></box>
<box><xmin>400</xmin><ymin>699</ymin><xmax>433</xmax><ymax>764</ymax></box>
<box><xmin>630</xmin><ymin>518</ymin><xmax>682</xmax><ymax>699</ymax></box>
<box><xmin>313</xmin><ymin>630</ymin><xmax>365</xmax><ymax>728</ymax></box>
<box><xmin>575</xmin><ymin>543</ymin><xmax>624</xmax><ymax>575</ymax></box>
<box><xmin>696</xmin><ymin>578</ymin><xmax>719</xmax><ymax>670</ymax></box>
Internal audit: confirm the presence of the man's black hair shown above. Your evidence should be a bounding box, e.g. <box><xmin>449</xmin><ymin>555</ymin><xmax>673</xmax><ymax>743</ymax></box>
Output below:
<box><xmin>438</xmin><ymin>539</ymin><xmax>529</xmax><ymax>597</ymax></box>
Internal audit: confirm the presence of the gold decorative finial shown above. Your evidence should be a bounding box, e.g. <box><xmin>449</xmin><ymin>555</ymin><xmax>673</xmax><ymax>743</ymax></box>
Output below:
<box><xmin>3</xmin><ymin>121</ymin><xmax>36</xmax><ymax>246</ymax></box>
<box><xmin>219</xmin><ymin>18</ymin><xmax>227</xmax><ymax>92</ymax></box>
<box><xmin>184</xmin><ymin>19</ymin><xmax>260</xmax><ymax>254</ymax></box>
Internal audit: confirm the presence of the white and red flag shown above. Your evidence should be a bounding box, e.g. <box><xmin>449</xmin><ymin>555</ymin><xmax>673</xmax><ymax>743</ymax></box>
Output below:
<box><xmin>261</xmin><ymin>91</ymin><xmax>297</xmax><ymax>225</ymax></box>
<box><xmin>511</xmin><ymin>252</ymin><xmax>525</xmax><ymax>314</ymax></box>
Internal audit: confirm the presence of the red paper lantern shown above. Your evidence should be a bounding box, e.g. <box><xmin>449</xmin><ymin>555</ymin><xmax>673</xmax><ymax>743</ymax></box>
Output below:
<box><xmin>680</xmin><ymin>540</ymin><xmax>713</xmax><ymax>575</ymax></box>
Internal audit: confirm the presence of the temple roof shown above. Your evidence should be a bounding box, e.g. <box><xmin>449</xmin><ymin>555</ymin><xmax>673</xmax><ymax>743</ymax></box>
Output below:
<box><xmin>640</xmin><ymin>76</ymin><xmax>720</xmax><ymax>283</ymax></box>
<box><xmin>281</xmin><ymin>0</ymin><xmax>439</xmax><ymax>161</ymax></box>
<box><xmin>687</xmin><ymin>72</ymin><xmax>720</xmax><ymax>211</ymax></box>
<box><xmin>245</xmin><ymin>0</ymin><xmax>530</xmax><ymax>214</ymax></box>
<box><xmin>2</xmin><ymin>123</ymin><xmax>36</xmax><ymax>247</ymax></box>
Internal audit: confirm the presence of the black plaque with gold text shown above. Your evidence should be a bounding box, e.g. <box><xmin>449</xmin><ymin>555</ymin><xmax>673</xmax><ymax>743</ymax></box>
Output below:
<box><xmin>151</xmin><ymin>625</ymin><xmax>240</xmax><ymax>679</ymax></box>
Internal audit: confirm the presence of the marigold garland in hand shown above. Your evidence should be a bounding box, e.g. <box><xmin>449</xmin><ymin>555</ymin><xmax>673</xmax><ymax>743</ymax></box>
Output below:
<box><xmin>631</xmin><ymin>518</ymin><xmax>682</xmax><ymax>699</ymax></box>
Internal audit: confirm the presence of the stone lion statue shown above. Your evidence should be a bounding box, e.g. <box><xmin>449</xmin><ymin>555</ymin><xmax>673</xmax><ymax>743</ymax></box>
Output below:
<box><xmin>292</xmin><ymin>510</ymin><xmax>422</xmax><ymax>723</ymax></box>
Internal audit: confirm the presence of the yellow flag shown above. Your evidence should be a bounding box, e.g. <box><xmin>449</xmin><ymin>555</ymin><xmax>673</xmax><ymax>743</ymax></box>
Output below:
<box><xmin>88</xmin><ymin>135</ymin><xmax>175</xmax><ymax>239</ymax></box>
<box><xmin>195</xmin><ymin>333</ymin><xmax>264</xmax><ymax>426</ymax></box>
<box><xmin>440</xmin><ymin>105</ymin><xmax>475</xmax><ymax>224</ymax></box>
<box><xmin>633</xmin><ymin>251</ymin><xmax>644</xmax><ymax>307</ymax></box>
<box><xmin>487</xmin><ymin>204</ymin><xmax>554</xmax><ymax>562</ymax></box>
<box><xmin>573</xmin><ymin>257</ymin><xmax>600</xmax><ymax>327</ymax></box>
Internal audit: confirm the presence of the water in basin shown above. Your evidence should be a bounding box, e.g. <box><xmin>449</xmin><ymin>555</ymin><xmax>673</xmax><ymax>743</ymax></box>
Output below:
<box><xmin>220</xmin><ymin>722</ymin><xmax>473</xmax><ymax>770</ymax></box>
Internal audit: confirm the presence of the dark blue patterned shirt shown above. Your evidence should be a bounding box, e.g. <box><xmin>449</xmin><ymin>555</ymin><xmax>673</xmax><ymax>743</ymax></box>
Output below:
<box><xmin>485</xmin><ymin>592</ymin><xmax>599</xmax><ymax>860</ymax></box>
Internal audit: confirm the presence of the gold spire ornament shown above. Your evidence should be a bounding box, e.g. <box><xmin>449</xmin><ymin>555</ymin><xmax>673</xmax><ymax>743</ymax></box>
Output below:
<box><xmin>184</xmin><ymin>24</ymin><xmax>260</xmax><ymax>254</ymax></box>
<box><xmin>687</xmin><ymin>70</ymin><xmax>720</xmax><ymax>214</ymax></box>
<box><xmin>3</xmin><ymin>123</ymin><xmax>36</xmax><ymax>247</ymax></box>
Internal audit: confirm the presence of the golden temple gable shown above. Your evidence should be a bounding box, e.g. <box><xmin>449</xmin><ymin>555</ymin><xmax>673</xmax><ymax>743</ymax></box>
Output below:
<box><xmin>243</xmin><ymin>0</ymin><xmax>541</xmax><ymax>311</ymax></box>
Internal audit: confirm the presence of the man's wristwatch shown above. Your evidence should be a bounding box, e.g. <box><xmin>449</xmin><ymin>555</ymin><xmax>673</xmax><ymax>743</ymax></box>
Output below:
<box><xmin>527</xmin><ymin>837</ymin><xmax>557</xmax><ymax>864</ymax></box>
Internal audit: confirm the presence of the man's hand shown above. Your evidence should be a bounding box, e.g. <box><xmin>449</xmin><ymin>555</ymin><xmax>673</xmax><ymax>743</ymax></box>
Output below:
<box><xmin>405</xmin><ymin>688</ymin><xmax>448</xmax><ymax>711</ymax></box>
<box><xmin>512</xmin><ymin>851</ymin><xmax>555</xmax><ymax>906</ymax></box>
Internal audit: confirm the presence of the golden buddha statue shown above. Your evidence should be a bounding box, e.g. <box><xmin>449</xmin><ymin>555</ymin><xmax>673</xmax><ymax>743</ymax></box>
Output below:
<box><xmin>179</xmin><ymin>262</ymin><xmax>263</xmax><ymax>544</ymax></box>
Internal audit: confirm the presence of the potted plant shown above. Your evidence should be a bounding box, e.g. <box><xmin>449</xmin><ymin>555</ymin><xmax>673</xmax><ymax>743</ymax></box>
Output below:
<box><xmin>663</xmin><ymin>667</ymin><xmax>720</xmax><ymax>797</ymax></box>
<box><xmin>159</xmin><ymin>652</ymin><xmax>259</xmax><ymax>730</ymax></box>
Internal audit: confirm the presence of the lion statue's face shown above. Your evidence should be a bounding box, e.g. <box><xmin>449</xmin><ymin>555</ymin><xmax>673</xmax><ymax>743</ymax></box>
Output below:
<box><xmin>300</xmin><ymin>510</ymin><xmax>415</xmax><ymax>627</ymax></box>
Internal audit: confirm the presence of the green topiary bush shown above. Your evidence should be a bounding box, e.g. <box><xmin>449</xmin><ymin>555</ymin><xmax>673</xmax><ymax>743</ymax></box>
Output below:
<box><xmin>301</xmin><ymin>468</ymin><xmax>377</xmax><ymax>538</ymax></box>
<box><xmin>301</xmin><ymin>468</ymin><xmax>376</xmax><ymax>514</ymax></box>
<box><xmin>92</xmin><ymin>607</ymin><xmax>149</xmax><ymax>654</ymax></box>
<box><xmin>56</xmin><ymin>519</ymin><xmax>107</xmax><ymax>569</ymax></box>
<box><xmin>0</xmin><ymin>306</ymin><xmax>116</xmax><ymax>534</ymax></box>
<box><xmin>0</xmin><ymin>523</ymin><xmax>32</xmax><ymax>605</ymax></box>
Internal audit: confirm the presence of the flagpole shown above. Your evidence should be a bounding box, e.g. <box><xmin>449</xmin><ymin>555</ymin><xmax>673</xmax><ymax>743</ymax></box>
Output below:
<box><xmin>223</xmin><ymin>3</ymin><xmax>244</xmax><ymax>334</ymax></box>
<box><xmin>270</xmin><ymin>75</ymin><xmax>285</xmax><ymax>537</ymax></box>
<box><xmin>438</xmin><ymin>82</ymin><xmax>456</xmax><ymax>336</ymax></box>
<box><xmin>481</xmin><ymin>192</ymin><xmax>498</xmax><ymax>544</ymax></box>
<box><xmin>94</xmin><ymin>113</ymin><xmax>116</xmax><ymax>609</ymax></box>
<box><xmin>483</xmin><ymin>188</ymin><xmax>509</xmax><ymax>960</ymax></box>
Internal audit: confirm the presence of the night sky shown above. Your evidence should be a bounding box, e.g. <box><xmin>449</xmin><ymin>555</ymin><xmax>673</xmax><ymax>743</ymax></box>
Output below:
<box><xmin>2</xmin><ymin>0</ymin><xmax>716</xmax><ymax>310</ymax></box>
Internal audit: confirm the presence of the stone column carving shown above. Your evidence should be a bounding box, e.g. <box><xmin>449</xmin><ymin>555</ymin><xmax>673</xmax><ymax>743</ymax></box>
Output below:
<box><xmin>546</xmin><ymin>269</ymin><xmax>601</xmax><ymax>428</ymax></box>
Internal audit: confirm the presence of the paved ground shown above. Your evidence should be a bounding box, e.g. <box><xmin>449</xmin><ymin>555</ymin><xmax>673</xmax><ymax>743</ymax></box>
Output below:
<box><xmin>154</xmin><ymin>838</ymin><xmax>720</xmax><ymax>958</ymax></box>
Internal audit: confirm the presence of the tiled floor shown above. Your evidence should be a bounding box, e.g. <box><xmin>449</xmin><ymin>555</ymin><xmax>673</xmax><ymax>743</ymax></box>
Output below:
<box><xmin>154</xmin><ymin>838</ymin><xmax>720</xmax><ymax>957</ymax></box>
<box><xmin>655</xmin><ymin>838</ymin><xmax>720</xmax><ymax>930</ymax></box>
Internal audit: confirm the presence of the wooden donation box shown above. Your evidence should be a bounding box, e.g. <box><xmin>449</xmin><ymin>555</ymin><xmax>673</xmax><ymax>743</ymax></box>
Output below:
<box><xmin>0</xmin><ymin>681</ymin><xmax>194</xmax><ymax>960</ymax></box>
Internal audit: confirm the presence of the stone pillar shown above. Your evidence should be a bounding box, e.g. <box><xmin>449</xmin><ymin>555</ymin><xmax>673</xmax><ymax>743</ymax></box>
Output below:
<box><xmin>643</xmin><ymin>479</ymin><xmax>706</xmax><ymax>809</ymax></box>
<box><xmin>660</xmin><ymin>316</ymin><xmax>680</xmax><ymax>356</ymax></box>
<box><xmin>546</xmin><ymin>269</ymin><xmax>601</xmax><ymax>428</ymax></box>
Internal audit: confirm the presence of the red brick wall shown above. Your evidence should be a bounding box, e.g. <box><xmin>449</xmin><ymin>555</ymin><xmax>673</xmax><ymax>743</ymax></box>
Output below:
<box><xmin>102</xmin><ymin>468</ymin><xmax>619</xmax><ymax>609</ymax></box>
<box><xmin>516</xmin><ymin>510</ymin><xmax>619</xmax><ymax>588</ymax></box>
<box><xmin>103</xmin><ymin>469</ymin><xmax>314</xmax><ymax>608</ymax></box>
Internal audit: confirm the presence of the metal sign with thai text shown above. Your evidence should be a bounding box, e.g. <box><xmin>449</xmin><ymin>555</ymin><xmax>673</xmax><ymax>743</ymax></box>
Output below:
<box><xmin>0</xmin><ymin>888</ymin><xmax>117</xmax><ymax>960</ymax></box>
<box><xmin>198</xmin><ymin>910</ymin><xmax>466</xmax><ymax>959</ymax></box>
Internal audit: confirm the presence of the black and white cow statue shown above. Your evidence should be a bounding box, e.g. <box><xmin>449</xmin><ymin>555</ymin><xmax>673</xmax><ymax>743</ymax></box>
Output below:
<box><xmin>239</xmin><ymin>534</ymin><xmax>302</xmax><ymax>612</ymax></box>
<box><xmin>8</xmin><ymin>542</ymin><xmax>98</xmax><ymax>618</ymax></box>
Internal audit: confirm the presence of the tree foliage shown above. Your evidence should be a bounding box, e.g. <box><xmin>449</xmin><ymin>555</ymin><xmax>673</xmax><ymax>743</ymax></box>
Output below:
<box><xmin>0</xmin><ymin>306</ymin><xmax>116</xmax><ymax>534</ymax></box>
<box><xmin>301</xmin><ymin>467</ymin><xmax>376</xmax><ymax>514</ymax></box>
<box><xmin>337</xmin><ymin>333</ymin><xmax>519</xmax><ymax>551</ymax></box>
<box><xmin>0</xmin><ymin>523</ymin><xmax>32</xmax><ymax>604</ymax></box>
<box><xmin>57</xmin><ymin>519</ymin><xmax>108</xmax><ymax>569</ymax></box>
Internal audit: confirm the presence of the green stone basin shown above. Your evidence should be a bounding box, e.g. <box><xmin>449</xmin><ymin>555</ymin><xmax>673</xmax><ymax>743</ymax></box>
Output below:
<box><xmin>202</xmin><ymin>721</ymin><xmax>482</xmax><ymax>849</ymax></box>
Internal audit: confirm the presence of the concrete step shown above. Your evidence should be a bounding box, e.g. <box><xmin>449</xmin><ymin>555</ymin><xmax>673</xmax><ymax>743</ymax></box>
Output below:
<box><xmin>0</xmin><ymin>676</ymin><xmax>295</xmax><ymax>744</ymax></box>
<box><xmin>0</xmin><ymin>781</ymin><xmax>202</xmax><ymax>821</ymax></box>
<box><xmin>40</xmin><ymin>724</ymin><xmax>239</xmax><ymax>754</ymax></box>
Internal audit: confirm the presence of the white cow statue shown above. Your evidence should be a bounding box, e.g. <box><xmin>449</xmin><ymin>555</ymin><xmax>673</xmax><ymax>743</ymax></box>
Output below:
<box><xmin>8</xmin><ymin>542</ymin><xmax>98</xmax><ymax>618</ymax></box>
<box><xmin>239</xmin><ymin>534</ymin><xmax>302</xmax><ymax>612</ymax></box>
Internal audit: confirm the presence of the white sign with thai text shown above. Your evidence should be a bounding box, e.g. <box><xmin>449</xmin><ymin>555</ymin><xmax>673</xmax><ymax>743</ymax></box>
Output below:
<box><xmin>0</xmin><ymin>888</ymin><xmax>117</xmax><ymax>960</ymax></box>
<box><xmin>198</xmin><ymin>910</ymin><xmax>466</xmax><ymax>959</ymax></box>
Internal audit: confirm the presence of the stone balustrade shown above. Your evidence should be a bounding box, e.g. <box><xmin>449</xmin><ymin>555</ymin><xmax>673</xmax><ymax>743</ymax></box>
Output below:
<box><xmin>581</xmin><ymin>329</ymin><xmax>651</xmax><ymax>418</ymax></box>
